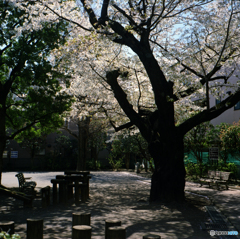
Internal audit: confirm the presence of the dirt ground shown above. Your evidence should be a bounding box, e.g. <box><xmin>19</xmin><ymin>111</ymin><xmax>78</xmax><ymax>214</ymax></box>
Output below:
<box><xmin>0</xmin><ymin>172</ymin><xmax>217</xmax><ymax>238</ymax></box>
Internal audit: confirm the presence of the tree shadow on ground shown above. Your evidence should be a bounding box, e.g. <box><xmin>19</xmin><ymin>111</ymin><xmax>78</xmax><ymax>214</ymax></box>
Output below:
<box><xmin>0</xmin><ymin>172</ymin><xmax>213</xmax><ymax>239</ymax></box>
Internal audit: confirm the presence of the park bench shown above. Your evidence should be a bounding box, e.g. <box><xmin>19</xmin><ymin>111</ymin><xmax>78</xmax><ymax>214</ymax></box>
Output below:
<box><xmin>199</xmin><ymin>170</ymin><xmax>231</xmax><ymax>190</ymax></box>
<box><xmin>15</xmin><ymin>173</ymin><xmax>37</xmax><ymax>195</ymax></box>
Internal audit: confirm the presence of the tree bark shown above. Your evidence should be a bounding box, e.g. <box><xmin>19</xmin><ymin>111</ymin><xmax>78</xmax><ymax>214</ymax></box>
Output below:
<box><xmin>77</xmin><ymin>117</ymin><xmax>90</xmax><ymax>171</ymax></box>
<box><xmin>149</xmin><ymin>133</ymin><xmax>186</xmax><ymax>203</ymax></box>
<box><xmin>0</xmin><ymin>107</ymin><xmax>6</xmax><ymax>185</ymax></box>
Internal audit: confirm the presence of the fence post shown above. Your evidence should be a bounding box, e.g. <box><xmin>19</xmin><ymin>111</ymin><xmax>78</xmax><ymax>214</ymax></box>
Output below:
<box><xmin>72</xmin><ymin>213</ymin><xmax>91</xmax><ymax>227</ymax></box>
<box><xmin>72</xmin><ymin>225</ymin><xmax>91</xmax><ymax>239</ymax></box>
<box><xmin>105</xmin><ymin>220</ymin><xmax>121</xmax><ymax>239</ymax></box>
<box><xmin>0</xmin><ymin>221</ymin><xmax>14</xmax><ymax>235</ymax></box>
<box><xmin>108</xmin><ymin>226</ymin><xmax>126</xmax><ymax>239</ymax></box>
<box><xmin>41</xmin><ymin>186</ymin><xmax>50</xmax><ymax>207</ymax></box>
<box><xmin>27</xmin><ymin>218</ymin><xmax>43</xmax><ymax>239</ymax></box>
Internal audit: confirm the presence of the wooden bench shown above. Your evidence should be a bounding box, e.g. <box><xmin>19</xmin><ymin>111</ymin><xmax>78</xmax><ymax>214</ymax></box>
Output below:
<box><xmin>199</xmin><ymin>170</ymin><xmax>231</xmax><ymax>190</ymax></box>
<box><xmin>0</xmin><ymin>184</ymin><xmax>34</xmax><ymax>208</ymax></box>
<box><xmin>15</xmin><ymin>173</ymin><xmax>37</xmax><ymax>195</ymax></box>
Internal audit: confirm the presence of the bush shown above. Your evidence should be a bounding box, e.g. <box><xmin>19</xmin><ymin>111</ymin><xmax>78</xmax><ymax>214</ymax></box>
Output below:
<box><xmin>185</xmin><ymin>159</ymin><xmax>208</xmax><ymax>179</ymax></box>
<box><xmin>86</xmin><ymin>158</ymin><xmax>101</xmax><ymax>170</ymax></box>
<box><xmin>108</xmin><ymin>154</ymin><xmax>124</xmax><ymax>171</ymax></box>
<box><xmin>185</xmin><ymin>159</ymin><xmax>239</xmax><ymax>180</ymax></box>
<box><xmin>0</xmin><ymin>231</ymin><xmax>21</xmax><ymax>239</ymax></box>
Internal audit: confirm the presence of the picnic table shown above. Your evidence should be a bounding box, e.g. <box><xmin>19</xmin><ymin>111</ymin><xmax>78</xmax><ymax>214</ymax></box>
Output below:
<box><xmin>50</xmin><ymin>171</ymin><xmax>91</xmax><ymax>204</ymax></box>
<box><xmin>64</xmin><ymin>171</ymin><xmax>91</xmax><ymax>199</ymax></box>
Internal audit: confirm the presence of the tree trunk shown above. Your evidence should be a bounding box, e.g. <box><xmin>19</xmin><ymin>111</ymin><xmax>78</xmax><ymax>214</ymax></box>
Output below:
<box><xmin>77</xmin><ymin>124</ymin><xmax>83</xmax><ymax>171</ymax></box>
<box><xmin>149</xmin><ymin>135</ymin><xmax>186</xmax><ymax>203</ymax></box>
<box><xmin>0</xmin><ymin>107</ymin><xmax>6</xmax><ymax>185</ymax></box>
<box><xmin>0</xmin><ymin>140</ymin><xmax>5</xmax><ymax>185</ymax></box>
<box><xmin>90</xmin><ymin>145</ymin><xmax>98</xmax><ymax>169</ymax></box>
<box><xmin>77</xmin><ymin>117</ymin><xmax>90</xmax><ymax>171</ymax></box>
<box><xmin>30</xmin><ymin>146</ymin><xmax>36</xmax><ymax>170</ymax></box>
<box><xmin>125</xmin><ymin>153</ymin><xmax>130</xmax><ymax>170</ymax></box>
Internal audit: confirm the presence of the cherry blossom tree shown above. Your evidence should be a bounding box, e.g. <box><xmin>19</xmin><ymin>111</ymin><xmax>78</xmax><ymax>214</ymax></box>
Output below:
<box><xmin>31</xmin><ymin>0</ymin><xmax>240</xmax><ymax>202</ymax></box>
<box><xmin>53</xmin><ymin>30</ymin><xmax>156</xmax><ymax>170</ymax></box>
<box><xmin>71</xmin><ymin>0</ymin><xmax>240</xmax><ymax>202</ymax></box>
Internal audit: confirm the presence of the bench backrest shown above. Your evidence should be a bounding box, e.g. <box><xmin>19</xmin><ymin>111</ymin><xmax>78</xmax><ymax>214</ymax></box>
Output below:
<box><xmin>15</xmin><ymin>173</ymin><xmax>26</xmax><ymax>188</ymax></box>
<box><xmin>219</xmin><ymin>171</ymin><xmax>231</xmax><ymax>181</ymax></box>
<box><xmin>208</xmin><ymin>170</ymin><xmax>216</xmax><ymax>178</ymax></box>
<box><xmin>215</xmin><ymin>171</ymin><xmax>221</xmax><ymax>180</ymax></box>
<box><xmin>208</xmin><ymin>170</ymin><xmax>231</xmax><ymax>181</ymax></box>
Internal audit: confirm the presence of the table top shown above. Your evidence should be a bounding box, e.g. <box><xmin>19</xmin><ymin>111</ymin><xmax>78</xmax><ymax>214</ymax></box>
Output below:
<box><xmin>64</xmin><ymin>175</ymin><xmax>84</xmax><ymax>180</ymax></box>
<box><xmin>64</xmin><ymin>171</ymin><xmax>90</xmax><ymax>176</ymax></box>
<box><xmin>55</xmin><ymin>174</ymin><xmax>84</xmax><ymax>180</ymax></box>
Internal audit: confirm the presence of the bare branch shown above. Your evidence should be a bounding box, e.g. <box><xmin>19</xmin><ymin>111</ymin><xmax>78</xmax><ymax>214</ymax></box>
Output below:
<box><xmin>134</xmin><ymin>68</ymin><xmax>142</xmax><ymax>112</ymax></box>
<box><xmin>214</xmin><ymin>4</ymin><xmax>234</xmax><ymax>70</ymax></box>
<box><xmin>112</xmin><ymin>4</ymin><xmax>139</xmax><ymax>30</ymax></box>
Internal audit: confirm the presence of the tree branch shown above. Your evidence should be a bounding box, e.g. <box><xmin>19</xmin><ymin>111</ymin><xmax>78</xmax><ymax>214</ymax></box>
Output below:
<box><xmin>99</xmin><ymin>0</ymin><xmax>110</xmax><ymax>24</ymax></box>
<box><xmin>61</xmin><ymin>126</ymin><xmax>78</xmax><ymax>139</ymax></box>
<box><xmin>179</xmin><ymin>89</ymin><xmax>240</xmax><ymax>135</ymax></box>
<box><xmin>100</xmin><ymin>104</ymin><xmax>134</xmax><ymax>132</ymax></box>
<box><xmin>112</xmin><ymin>121</ymin><xmax>134</xmax><ymax>132</ymax></box>
<box><xmin>79</xmin><ymin>0</ymin><xmax>99</xmax><ymax>28</ymax></box>
<box><xmin>34</xmin><ymin>0</ymin><xmax>92</xmax><ymax>32</ymax></box>
<box><xmin>112</xmin><ymin>4</ymin><xmax>138</xmax><ymax>30</ymax></box>
<box><xmin>7</xmin><ymin>121</ymin><xmax>37</xmax><ymax>140</ymax></box>
<box><xmin>106</xmin><ymin>69</ymin><xmax>149</xmax><ymax>138</ymax></box>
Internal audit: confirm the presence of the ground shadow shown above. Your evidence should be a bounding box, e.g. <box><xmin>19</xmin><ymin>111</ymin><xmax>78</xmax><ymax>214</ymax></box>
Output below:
<box><xmin>0</xmin><ymin>172</ymin><xmax>213</xmax><ymax>238</ymax></box>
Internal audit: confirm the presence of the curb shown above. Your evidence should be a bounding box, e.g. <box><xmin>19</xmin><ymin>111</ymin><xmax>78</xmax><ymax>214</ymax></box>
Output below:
<box><xmin>185</xmin><ymin>188</ymin><xmax>240</xmax><ymax>236</ymax></box>
<box><xmin>211</xmin><ymin>198</ymin><xmax>240</xmax><ymax>233</ymax></box>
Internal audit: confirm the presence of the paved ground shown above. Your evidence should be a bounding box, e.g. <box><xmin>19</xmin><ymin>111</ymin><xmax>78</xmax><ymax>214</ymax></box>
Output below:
<box><xmin>0</xmin><ymin>171</ymin><xmax>240</xmax><ymax>238</ymax></box>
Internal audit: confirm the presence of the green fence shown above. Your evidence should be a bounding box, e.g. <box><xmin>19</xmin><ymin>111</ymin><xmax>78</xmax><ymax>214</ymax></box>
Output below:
<box><xmin>184</xmin><ymin>152</ymin><xmax>240</xmax><ymax>166</ymax></box>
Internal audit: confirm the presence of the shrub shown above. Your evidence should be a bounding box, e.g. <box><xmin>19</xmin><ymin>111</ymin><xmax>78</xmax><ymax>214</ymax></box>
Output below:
<box><xmin>108</xmin><ymin>153</ymin><xmax>124</xmax><ymax>171</ymax></box>
<box><xmin>185</xmin><ymin>158</ymin><xmax>239</xmax><ymax>180</ymax></box>
<box><xmin>86</xmin><ymin>158</ymin><xmax>101</xmax><ymax>170</ymax></box>
<box><xmin>0</xmin><ymin>231</ymin><xmax>21</xmax><ymax>239</ymax></box>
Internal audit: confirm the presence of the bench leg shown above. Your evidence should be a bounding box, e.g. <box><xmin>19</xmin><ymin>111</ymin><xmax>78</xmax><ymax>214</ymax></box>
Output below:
<box><xmin>68</xmin><ymin>184</ymin><xmax>74</xmax><ymax>199</ymax></box>
<box><xmin>215</xmin><ymin>182</ymin><xmax>220</xmax><ymax>190</ymax></box>
<box><xmin>59</xmin><ymin>182</ymin><xmax>68</xmax><ymax>203</ymax></box>
<box><xmin>75</xmin><ymin>181</ymin><xmax>80</xmax><ymax>204</ymax></box>
<box><xmin>52</xmin><ymin>183</ymin><xmax>57</xmax><ymax>204</ymax></box>
<box><xmin>81</xmin><ymin>184</ymin><xmax>87</xmax><ymax>203</ymax></box>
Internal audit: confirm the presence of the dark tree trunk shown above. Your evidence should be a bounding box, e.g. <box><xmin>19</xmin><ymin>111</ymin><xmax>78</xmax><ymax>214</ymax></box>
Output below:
<box><xmin>90</xmin><ymin>144</ymin><xmax>99</xmax><ymax>169</ymax></box>
<box><xmin>0</xmin><ymin>107</ymin><xmax>6</xmax><ymax>185</ymax></box>
<box><xmin>77</xmin><ymin>117</ymin><xmax>90</xmax><ymax>171</ymax></box>
<box><xmin>77</xmin><ymin>124</ymin><xmax>84</xmax><ymax>171</ymax></box>
<box><xmin>149</xmin><ymin>134</ymin><xmax>186</xmax><ymax>203</ymax></box>
<box><xmin>125</xmin><ymin>152</ymin><xmax>130</xmax><ymax>170</ymax></box>
<box><xmin>30</xmin><ymin>146</ymin><xmax>36</xmax><ymax>169</ymax></box>
<box><xmin>0</xmin><ymin>140</ymin><xmax>5</xmax><ymax>185</ymax></box>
